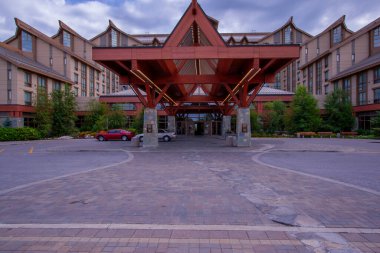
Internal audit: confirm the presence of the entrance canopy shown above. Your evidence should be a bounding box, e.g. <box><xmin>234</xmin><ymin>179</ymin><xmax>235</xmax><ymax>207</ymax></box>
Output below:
<box><xmin>93</xmin><ymin>0</ymin><xmax>299</xmax><ymax>116</ymax></box>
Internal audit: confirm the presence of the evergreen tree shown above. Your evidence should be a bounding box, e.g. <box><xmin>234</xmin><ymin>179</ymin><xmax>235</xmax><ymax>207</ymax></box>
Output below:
<box><xmin>324</xmin><ymin>88</ymin><xmax>355</xmax><ymax>132</ymax></box>
<box><xmin>34</xmin><ymin>87</ymin><xmax>52</xmax><ymax>137</ymax></box>
<box><xmin>285</xmin><ymin>86</ymin><xmax>321</xmax><ymax>133</ymax></box>
<box><xmin>108</xmin><ymin>104</ymin><xmax>126</xmax><ymax>129</ymax></box>
<box><xmin>51</xmin><ymin>85</ymin><xmax>77</xmax><ymax>136</ymax></box>
<box><xmin>263</xmin><ymin>101</ymin><xmax>286</xmax><ymax>133</ymax></box>
<box><xmin>371</xmin><ymin>111</ymin><xmax>380</xmax><ymax>137</ymax></box>
<box><xmin>250</xmin><ymin>109</ymin><xmax>262</xmax><ymax>133</ymax></box>
<box><xmin>131</xmin><ymin>109</ymin><xmax>144</xmax><ymax>134</ymax></box>
<box><xmin>83</xmin><ymin>100</ymin><xmax>109</xmax><ymax>131</ymax></box>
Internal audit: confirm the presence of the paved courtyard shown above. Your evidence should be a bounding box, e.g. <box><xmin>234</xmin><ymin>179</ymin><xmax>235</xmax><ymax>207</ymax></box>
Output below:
<box><xmin>0</xmin><ymin>136</ymin><xmax>379</xmax><ymax>252</ymax></box>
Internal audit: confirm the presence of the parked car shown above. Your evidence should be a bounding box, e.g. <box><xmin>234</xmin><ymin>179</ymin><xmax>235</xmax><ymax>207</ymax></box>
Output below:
<box><xmin>96</xmin><ymin>129</ymin><xmax>135</xmax><ymax>141</ymax></box>
<box><xmin>135</xmin><ymin>129</ymin><xmax>176</xmax><ymax>142</ymax></box>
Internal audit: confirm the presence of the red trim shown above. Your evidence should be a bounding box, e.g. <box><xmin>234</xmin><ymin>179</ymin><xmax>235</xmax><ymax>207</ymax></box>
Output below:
<box><xmin>353</xmin><ymin>103</ymin><xmax>380</xmax><ymax>113</ymax></box>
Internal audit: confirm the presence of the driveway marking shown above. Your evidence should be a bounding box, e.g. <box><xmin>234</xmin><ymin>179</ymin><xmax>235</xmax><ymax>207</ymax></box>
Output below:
<box><xmin>252</xmin><ymin>149</ymin><xmax>380</xmax><ymax>196</ymax></box>
<box><xmin>0</xmin><ymin>149</ymin><xmax>134</xmax><ymax>195</ymax></box>
<box><xmin>0</xmin><ymin>223</ymin><xmax>379</xmax><ymax>234</ymax></box>
<box><xmin>28</xmin><ymin>146</ymin><xmax>34</xmax><ymax>154</ymax></box>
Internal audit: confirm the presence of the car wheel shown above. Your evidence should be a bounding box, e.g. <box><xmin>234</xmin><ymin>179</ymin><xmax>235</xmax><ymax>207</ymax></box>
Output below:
<box><xmin>163</xmin><ymin>135</ymin><xmax>171</xmax><ymax>142</ymax></box>
<box><xmin>139</xmin><ymin>136</ymin><xmax>144</xmax><ymax>142</ymax></box>
<box><xmin>121</xmin><ymin>135</ymin><xmax>128</xmax><ymax>141</ymax></box>
<box><xmin>98</xmin><ymin>136</ymin><xmax>105</xmax><ymax>141</ymax></box>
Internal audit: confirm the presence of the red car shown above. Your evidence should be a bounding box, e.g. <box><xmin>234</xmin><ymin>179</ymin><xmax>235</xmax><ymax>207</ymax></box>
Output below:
<box><xmin>96</xmin><ymin>129</ymin><xmax>135</xmax><ymax>141</ymax></box>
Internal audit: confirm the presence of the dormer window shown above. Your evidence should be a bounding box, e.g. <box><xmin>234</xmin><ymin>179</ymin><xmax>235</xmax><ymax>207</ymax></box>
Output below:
<box><xmin>63</xmin><ymin>31</ymin><xmax>71</xmax><ymax>47</ymax></box>
<box><xmin>374</xmin><ymin>26</ymin><xmax>380</xmax><ymax>48</ymax></box>
<box><xmin>111</xmin><ymin>29</ymin><xmax>118</xmax><ymax>47</ymax></box>
<box><xmin>21</xmin><ymin>31</ymin><xmax>33</xmax><ymax>52</ymax></box>
<box><xmin>284</xmin><ymin>26</ymin><xmax>292</xmax><ymax>44</ymax></box>
<box><xmin>333</xmin><ymin>26</ymin><xmax>342</xmax><ymax>44</ymax></box>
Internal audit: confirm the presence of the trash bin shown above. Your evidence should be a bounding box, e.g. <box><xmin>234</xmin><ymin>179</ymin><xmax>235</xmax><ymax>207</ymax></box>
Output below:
<box><xmin>226</xmin><ymin>135</ymin><xmax>237</xmax><ymax>146</ymax></box>
<box><xmin>131</xmin><ymin>136</ymin><xmax>140</xmax><ymax>147</ymax></box>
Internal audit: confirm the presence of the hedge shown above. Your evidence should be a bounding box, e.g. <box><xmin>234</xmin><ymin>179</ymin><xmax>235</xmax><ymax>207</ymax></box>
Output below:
<box><xmin>0</xmin><ymin>127</ymin><xmax>41</xmax><ymax>141</ymax></box>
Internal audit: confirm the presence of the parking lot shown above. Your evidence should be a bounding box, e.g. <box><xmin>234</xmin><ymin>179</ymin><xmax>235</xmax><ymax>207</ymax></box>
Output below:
<box><xmin>0</xmin><ymin>137</ymin><xmax>379</xmax><ymax>252</ymax></box>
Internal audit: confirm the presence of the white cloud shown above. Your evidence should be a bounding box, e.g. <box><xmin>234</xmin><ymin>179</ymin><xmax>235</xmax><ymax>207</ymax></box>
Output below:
<box><xmin>0</xmin><ymin>0</ymin><xmax>379</xmax><ymax>41</ymax></box>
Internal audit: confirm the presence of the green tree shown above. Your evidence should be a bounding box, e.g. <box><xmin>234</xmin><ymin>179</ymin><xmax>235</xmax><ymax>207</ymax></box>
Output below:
<box><xmin>83</xmin><ymin>100</ymin><xmax>109</xmax><ymax>131</ymax></box>
<box><xmin>131</xmin><ymin>109</ymin><xmax>144</xmax><ymax>134</ymax></box>
<box><xmin>250</xmin><ymin>109</ymin><xmax>262</xmax><ymax>133</ymax></box>
<box><xmin>323</xmin><ymin>88</ymin><xmax>355</xmax><ymax>132</ymax></box>
<box><xmin>371</xmin><ymin>111</ymin><xmax>380</xmax><ymax>128</ymax></box>
<box><xmin>108</xmin><ymin>104</ymin><xmax>126</xmax><ymax>129</ymax></box>
<box><xmin>51</xmin><ymin>85</ymin><xmax>77</xmax><ymax>136</ymax></box>
<box><xmin>371</xmin><ymin>111</ymin><xmax>380</xmax><ymax>137</ymax></box>
<box><xmin>263</xmin><ymin>101</ymin><xmax>286</xmax><ymax>133</ymax></box>
<box><xmin>285</xmin><ymin>86</ymin><xmax>321</xmax><ymax>133</ymax></box>
<box><xmin>34</xmin><ymin>87</ymin><xmax>52</xmax><ymax>137</ymax></box>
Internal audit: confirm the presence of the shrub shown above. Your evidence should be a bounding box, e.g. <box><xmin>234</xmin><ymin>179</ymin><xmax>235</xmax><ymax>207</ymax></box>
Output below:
<box><xmin>0</xmin><ymin>127</ymin><xmax>41</xmax><ymax>141</ymax></box>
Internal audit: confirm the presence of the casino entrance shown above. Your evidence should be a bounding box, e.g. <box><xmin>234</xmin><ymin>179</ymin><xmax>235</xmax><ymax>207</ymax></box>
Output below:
<box><xmin>176</xmin><ymin>113</ymin><xmax>223</xmax><ymax>136</ymax></box>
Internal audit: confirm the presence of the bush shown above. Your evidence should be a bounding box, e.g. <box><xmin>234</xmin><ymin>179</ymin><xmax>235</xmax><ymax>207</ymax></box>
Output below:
<box><xmin>0</xmin><ymin>127</ymin><xmax>41</xmax><ymax>141</ymax></box>
<box><xmin>373</xmin><ymin>128</ymin><xmax>380</xmax><ymax>138</ymax></box>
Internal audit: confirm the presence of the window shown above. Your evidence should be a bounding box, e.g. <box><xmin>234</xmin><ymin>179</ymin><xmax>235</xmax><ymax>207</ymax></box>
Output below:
<box><xmin>74</xmin><ymin>73</ymin><xmax>79</xmax><ymax>84</ymax></box>
<box><xmin>334</xmin><ymin>81</ymin><xmax>339</xmax><ymax>91</ymax></box>
<box><xmin>24</xmin><ymin>72</ymin><xmax>32</xmax><ymax>87</ymax></box>
<box><xmin>24</xmin><ymin>91</ymin><xmax>32</xmax><ymax>106</ymax></box>
<box><xmin>352</xmin><ymin>53</ymin><xmax>355</xmax><ymax>64</ymax></box>
<box><xmin>333</xmin><ymin>25</ymin><xmax>342</xmax><ymax>44</ymax></box>
<box><xmin>374</xmin><ymin>26</ymin><xmax>380</xmax><ymax>48</ymax></box>
<box><xmin>37</xmin><ymin>76</ymin><xmax>46</xmax><ymax>88</ymax></box>
<box><xmin>374</xmin><ymin>66</ymin><xmax>380</xmax><ymax>83</ymax></box>
<box><xmin>89</xmin><ymin>68</ymin><xmax>95</xmax><ymax>97</ymax></box>
<box><xmin>21</xmin><ymin>31</ymin><xmax>33</xmax><ymax>52</ymax></box>
<box><xmin>342</xmin><ymin>78</ymin><xmax>351</xmax><ymax>102</ymax></box>
<box><xmin>274</xmin><ymin>73</ymin><xmax>281</xmax><ymax>89</ymax></box>
<box><xmin>74</xmin><ymin>59</ymin><xmax>78</xmax><ymax>70</ymax></box>
<box><xmin>8</xmin><ymin>69</ymin><xmax>12</xmax><ymax>80</ymax></box>
<box><xmin>374</xmin><ymin>88</ymin><xmax>380</xmax><ymax>104</ymax></box>
<box><xmin>53</xmin><ymin>81</ymin><xmax>61</xmax><ymax>91</ymax></box>
<box><xmin>307</xmin><ymin>66</ymin><xmax>313</xmax><ymax>94</ymax></box>
<box><xmin>284</xmin><ymin>26</ymin><xmax>292</xmax><ymax>44</ymax></box>
<box><xmin>63</xmin><ymin>31</ymin><xmax>71</xmax><ymax>47</ymax></box>
<box><xmin>81</xmin><ymin>63</ymin><xmax>87</xmax><ymax>96</ymax></box>
<box><xmin>111</xmin><ymin>29</ymin><xmax>118</xmax><ymax>47</ymax></box>
<box><xmin>324</xmin><ymin>70</ymin><xmax>329</xmax><ymax>82</ymax></box>
<box><xmin>316</xmin><ymin>61</ymin><xmax>322</xmax><ymax>95</ymax></box>
<box><xmin>357</xmin><ymin>72</ymin><xmax>367</xmax><ymax>105</ymax></box>
<box><xmin>324</xmin><ymin>56</ymin><xmax>329</xmax><ymax>68</ymax></box>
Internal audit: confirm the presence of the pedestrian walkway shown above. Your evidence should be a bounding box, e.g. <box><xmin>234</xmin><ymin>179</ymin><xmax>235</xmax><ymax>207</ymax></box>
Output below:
<box><xmin>0</xmin><ymin>136</ymin><xmax>379</xmax><ymax>252</ymax></box>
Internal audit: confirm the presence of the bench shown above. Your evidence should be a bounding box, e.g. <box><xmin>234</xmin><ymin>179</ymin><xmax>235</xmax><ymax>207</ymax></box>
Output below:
<box><xmin>297</xmin><ymin>132</ymin><xmax>317</xmax><ymax>138</ymax></box>
<box><xmin>340</xmin><ymin>131</ymin><xmax>358</xmax><ymax>138</ymax></box>
<box><xmin>317</xmin><ymin>131</ymin><xmax>334</xmax><ymax>138</ymax></box>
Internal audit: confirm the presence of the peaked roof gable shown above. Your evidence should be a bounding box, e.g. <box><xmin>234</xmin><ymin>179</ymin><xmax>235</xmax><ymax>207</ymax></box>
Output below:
<box><xmin>52</xmin><ymin>20</ymin><xmax>96</xmax><ymax>46</ymax></box>
<box><xmin>257</xmin><ymin>16</ymin><xmax>312</xmax><ymax>43</ymax></box>
<box><xmin>90</xmin><ymin>20</ymin><xmax>142</xmax><ymax>45</ymax></box>
<box><xmin>164</xmin><ymin>0</ymin><xmax>226</xmax><ymax>47</ymax></box>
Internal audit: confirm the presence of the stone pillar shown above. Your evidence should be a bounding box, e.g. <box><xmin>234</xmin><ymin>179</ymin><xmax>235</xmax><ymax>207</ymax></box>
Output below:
<box><xmin>236</xmin><ymin>107</ymin><xmax>251</xmax><ymax>147</ymax></box>
<box><xmin>167</xmin><ymin>116</ymin><xmax>176</xmax><ymax>133</ymax></box>
<box><xmin>222</xmin><ymin>115</ymin><xmax>231</xmax><ymax>137</ymax></box>
<box><xmin>143</xmin><ymin>108</ymin><xmax>158</xmax><ymax>147</ymax></box>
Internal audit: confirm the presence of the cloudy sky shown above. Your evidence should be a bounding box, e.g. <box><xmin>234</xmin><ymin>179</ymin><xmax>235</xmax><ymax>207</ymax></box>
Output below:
<box><xmin>0</xmin><ymin>0</ymin><xmax>379</xmax><ymax>41</ymax></box>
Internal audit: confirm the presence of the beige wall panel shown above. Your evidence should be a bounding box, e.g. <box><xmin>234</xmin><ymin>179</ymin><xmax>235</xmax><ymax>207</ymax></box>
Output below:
<box><xmin>35</xmin><ymin>39</ymin><xmax>50</xmax><ymax>67</ymax></box>
<box><xmin>52</xmin><ymin>47</ymin><xmax>65</xmax><ymax>75</ymax></box>
<box><xmin>339</xmin><ymin>45</ymin><xmax>351</xmax><ymax>71</ymax></box>
<box><xmin>319</xmin><ymin>33</ymin><xmax>330</xmax><ymax>53</ymax></box>
<box><xmin>355</xmin><ymin>33</ymin><xmax>370</xmax><ymax>63</ymax></box>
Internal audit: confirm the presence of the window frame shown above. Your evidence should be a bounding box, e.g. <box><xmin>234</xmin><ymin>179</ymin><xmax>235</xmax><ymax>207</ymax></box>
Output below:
<box><xmin>24</xmin><ymin>91</ymin><xmax>32</xmax><ymax>106</ymax></box>
<box><xmin>24</xmin><ymin>72</ymin><xmax>32</xmax><ymax>87</ymax></box>
<box><xmin>21</xmin><ymin>31</ymin><xmax>33</xmax><ymax>52</ymax></box>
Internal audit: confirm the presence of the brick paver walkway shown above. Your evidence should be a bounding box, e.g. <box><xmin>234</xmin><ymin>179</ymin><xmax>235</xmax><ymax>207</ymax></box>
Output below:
<box><xmin>0</xmin><ymin>137</ymin><xmax>379</xmax><ymax>252</ymax></box>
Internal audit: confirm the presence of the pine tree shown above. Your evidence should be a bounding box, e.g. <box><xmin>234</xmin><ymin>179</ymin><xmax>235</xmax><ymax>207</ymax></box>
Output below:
<box><xmin>324</xmin><ymin>88</ymin><xmax>354</xmax><ymax>132</ymax></box>
<box><xmin>51</xmin><ymin>85</ymin><xmax>77</xmax><ymax>136</ymax></box>
<box><xmin>285</xmin><ymin>86</ymin><xmax>321</xmax><ymax>133</ymax></box>
<box><xmin>34</xmin><ymin>87</ymin><xmax>52</xmax><ymax>137</ymax></box>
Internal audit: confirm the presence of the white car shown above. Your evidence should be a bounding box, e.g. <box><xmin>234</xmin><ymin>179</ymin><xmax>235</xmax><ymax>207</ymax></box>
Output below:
<box><xmin>135</xmin><ymin>129</ymin><xmax>176</xmax><ymax>142</ymax></box>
